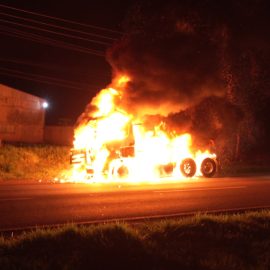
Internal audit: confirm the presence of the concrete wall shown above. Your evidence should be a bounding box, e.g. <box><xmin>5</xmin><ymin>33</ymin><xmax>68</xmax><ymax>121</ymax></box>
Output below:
<box><xmin>0</xmin><ymin>84</ymin><xmax>45</xmax><ymax>143</ymax></box>
<box><xmin>44</xmin><ymin>126</ymin><xmax>74</xmax><ymax>146</ymax></box>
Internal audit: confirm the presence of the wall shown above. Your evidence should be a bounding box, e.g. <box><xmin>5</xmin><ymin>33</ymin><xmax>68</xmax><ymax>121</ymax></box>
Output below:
<box><xmin>44</xmin><ymin>126</ymin><xmax>74</xmax><ymax>146</ymax></box>
<box><xmin>0</xmin><ymin>84</ymin><xmax>45</xmax><ymax>143</ymax></box>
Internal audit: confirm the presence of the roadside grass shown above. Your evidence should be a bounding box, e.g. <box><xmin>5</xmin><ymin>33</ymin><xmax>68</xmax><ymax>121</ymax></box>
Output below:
<box><xmin>0</xmin><ymin>144</ymin><xmax>70</xmax><ymax>180</ymax></box>
<box><xmin>0</xmin><ymin>210</ymin><xmax>270</xmax><ymax>270</ymax></box>
<box><xmin>1</xmin><ymin>144</ymin><xmax>270</xmax><ymax>181</ymax></box>
<box><xmin>220</xmin><ymin>163</ymin><xmax>270</xmax><ymax>177</ymax></box>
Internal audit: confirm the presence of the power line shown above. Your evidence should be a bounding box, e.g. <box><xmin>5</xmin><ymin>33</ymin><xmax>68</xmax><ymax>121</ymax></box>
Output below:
<box><xmin>0</xmin><ymin>18</ymin><xmax>111</xmax><ymax>46</ymax></box>
<box><xmin>0</xmin><ymin>70</ymin><xmax>99</xmax><ymax>92</ymax></box>
<box><xmin>0</xmin><ymin>58</ymin><xmax>109</xmax><ymax>79</ymax></box>
<box><xmin>0</xmin><ymin>70</ymin><xmax>86</xmax><ymax>91</ymax></box>
<box><xmin>0</xmin><ymin>11</ymin><xmax>118</xmax><ymax>41</ymax></box>
<box><xmin>0</xmin><ymin>67</ymin><xmax>92</xmax><ymax>88</ymax></box>
<box><xmin>0</xmin><ymin>3</ymin><xmax>124</xmax><ymax>35</ymax></box>
<box><xmin>0</xmin><ymin>26</ymin><xmax>105</xmax><ymax>56</ymax></box>
<box><xmin>0</xmin><ymin>58</ymin><xmax>72</xmax><ymax>72</ymax></box>
<box><xmin>0</xmin><ymin>28</ymin><xmax>105</xmax><ymax>56</ymax></box>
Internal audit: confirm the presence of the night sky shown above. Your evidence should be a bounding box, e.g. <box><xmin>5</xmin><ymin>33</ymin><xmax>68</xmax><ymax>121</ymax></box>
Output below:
<box><xmin>0</xmin><ymin>0</ymin><xmax>134</xmax><ymax>124</ymax></box>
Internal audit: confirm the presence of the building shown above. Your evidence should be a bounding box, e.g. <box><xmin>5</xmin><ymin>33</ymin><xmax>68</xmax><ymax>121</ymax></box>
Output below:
<box><xmin>44</xmin><ymin>125</ymin><xmax>74</xmax><ymax>146</ymax></box>
<box><xmin>0</xmin><ymin>84</ymin><xmax>45</xmax><ymax>143</ymax></box>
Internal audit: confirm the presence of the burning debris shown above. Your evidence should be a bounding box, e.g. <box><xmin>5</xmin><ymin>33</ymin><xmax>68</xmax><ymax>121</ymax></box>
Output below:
<box><xmin>70</xmin><ymin>74</ymin><xmax>217</xmax><ymax>183</ymax></box>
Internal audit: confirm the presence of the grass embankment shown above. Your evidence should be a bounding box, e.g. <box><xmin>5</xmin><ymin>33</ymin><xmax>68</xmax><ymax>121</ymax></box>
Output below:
<box><xmin>0</xmin><ymin>145</ymin><xmax>70</xmax><ymax>180</ymax></box>
<box><xmin>0</xmin><ymin>211</ymin><xmax>270</xmax><ymax>270</ymax></box>
<box><xmin>1</xmin><ymin>144</ymin><xmax>270</xmax><ymax>181</ymax></box>
<box><xmin>220</xmin><ymin>162</ymin><xmax>270</xmax><ymax>177</ymax></box>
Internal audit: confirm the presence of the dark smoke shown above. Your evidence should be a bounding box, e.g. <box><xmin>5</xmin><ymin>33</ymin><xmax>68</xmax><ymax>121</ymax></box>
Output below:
<box><xmin>107</xmin><ymin>2</ymin><xmax>226</xmax><ymax>117</ymax></box>
<box><xmin>105</xmin><ymin>0</ymin><xmax>270</xmax><ymax>165</ymax></box>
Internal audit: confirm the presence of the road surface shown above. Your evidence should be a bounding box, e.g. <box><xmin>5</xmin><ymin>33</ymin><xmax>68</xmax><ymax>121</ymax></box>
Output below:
<box><xmin>0</xmin><ymin>176</ymin><xmax>270</xmax><ymax>230</ymax></box>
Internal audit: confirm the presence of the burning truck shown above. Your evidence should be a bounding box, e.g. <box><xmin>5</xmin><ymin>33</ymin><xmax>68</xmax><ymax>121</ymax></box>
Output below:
<box><xmin>70</xmin><ymin>75</ymin><xmax>217</xmax><ymax>182</ymax></box>
<box><xmin>71</xmin><ymin>122</ymin><xmax>217</xmax><ymax>180</ymax></box>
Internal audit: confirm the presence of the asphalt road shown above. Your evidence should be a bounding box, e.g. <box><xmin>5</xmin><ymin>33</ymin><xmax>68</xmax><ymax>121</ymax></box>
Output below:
<box><xmin>1</xmin><ymin>176</ymin><xmax>270</xmax><ymax>231</ymax></box>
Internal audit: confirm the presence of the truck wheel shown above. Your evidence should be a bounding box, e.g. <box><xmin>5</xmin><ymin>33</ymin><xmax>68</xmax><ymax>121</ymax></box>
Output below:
<box><xmin>112</xmin><ymin>164</ymin><xmax>129</xmax><ymax>179</ymax></box>
<box><xmin>117</xmin><ymin>165</ymin><xmax>129</xmax><ymax>178</ymax></box>
<box><xmin>158</xmin><ymin>163</ymin><xmax>174</xmax><ymax>176</ymax></box>
<box><xmin>163</xmin><ymin>163</ymin><xmax>174</xmax><ymax>175</ymax></box>
<box><xmin>200</xmin><ymin>158</ymin><xmax>216</xmax><ymax>178</ymax></box>
<box><xmin>180</xmin><ymin>158</ymin><xmax>196</xmax><ymax>177</ymax></box>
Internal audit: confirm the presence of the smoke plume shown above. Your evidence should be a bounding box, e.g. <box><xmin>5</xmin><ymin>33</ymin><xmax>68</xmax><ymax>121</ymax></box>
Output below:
<box><xmin>106</xmin><ymin>2</ymin><xmax>226</xmax><ymax>117</ymax></box>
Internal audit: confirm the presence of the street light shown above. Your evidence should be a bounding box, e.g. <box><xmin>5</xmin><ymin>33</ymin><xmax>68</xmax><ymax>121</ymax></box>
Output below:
<box><xmin>42</xmin><ymin>101</ymin><xmax>49</xmax><ymax>109</ymax></box>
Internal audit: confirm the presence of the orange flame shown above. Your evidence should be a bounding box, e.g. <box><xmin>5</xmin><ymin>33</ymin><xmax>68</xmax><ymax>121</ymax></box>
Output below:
<box><xmin>70</xmin><ymin>74</ymin><xmax>216</xmax><ymax>183</ymax></box>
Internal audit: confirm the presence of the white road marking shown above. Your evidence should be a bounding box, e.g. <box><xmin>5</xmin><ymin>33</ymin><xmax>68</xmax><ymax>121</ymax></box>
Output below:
<box><xmin>0</xmin><ymin>197</ymin><xmax>32</xmax><ymax>202</ymax></box>
<box><xmin>153</xmin><ymin>186</ymin><xmax>246</xmax><ymax>193</ymax></box>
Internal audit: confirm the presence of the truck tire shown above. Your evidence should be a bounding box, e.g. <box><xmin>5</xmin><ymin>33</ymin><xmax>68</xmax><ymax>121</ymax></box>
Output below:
<box><xmin>158</xmin><ymin>163</ymin><xmax>174</xmax><ymax>177</ymax></box>
<box><xmin>111</xmin><ymin>163</ymin><xmax>129</xmax><ymax>179</ymax></box>
<box><xmin>200</xmin><ymin>158</ymin><xmax>216</xmax><ymax>178</ymax></box>
<box><xmin>117</xmin><ymin>165</ymin><xmax>129</xmax><ymax>179</ymax></box>
<box><xmin>180</xmin><ymin>158</ymin><xmax>196</xmax><ymax>177</ymax></box>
